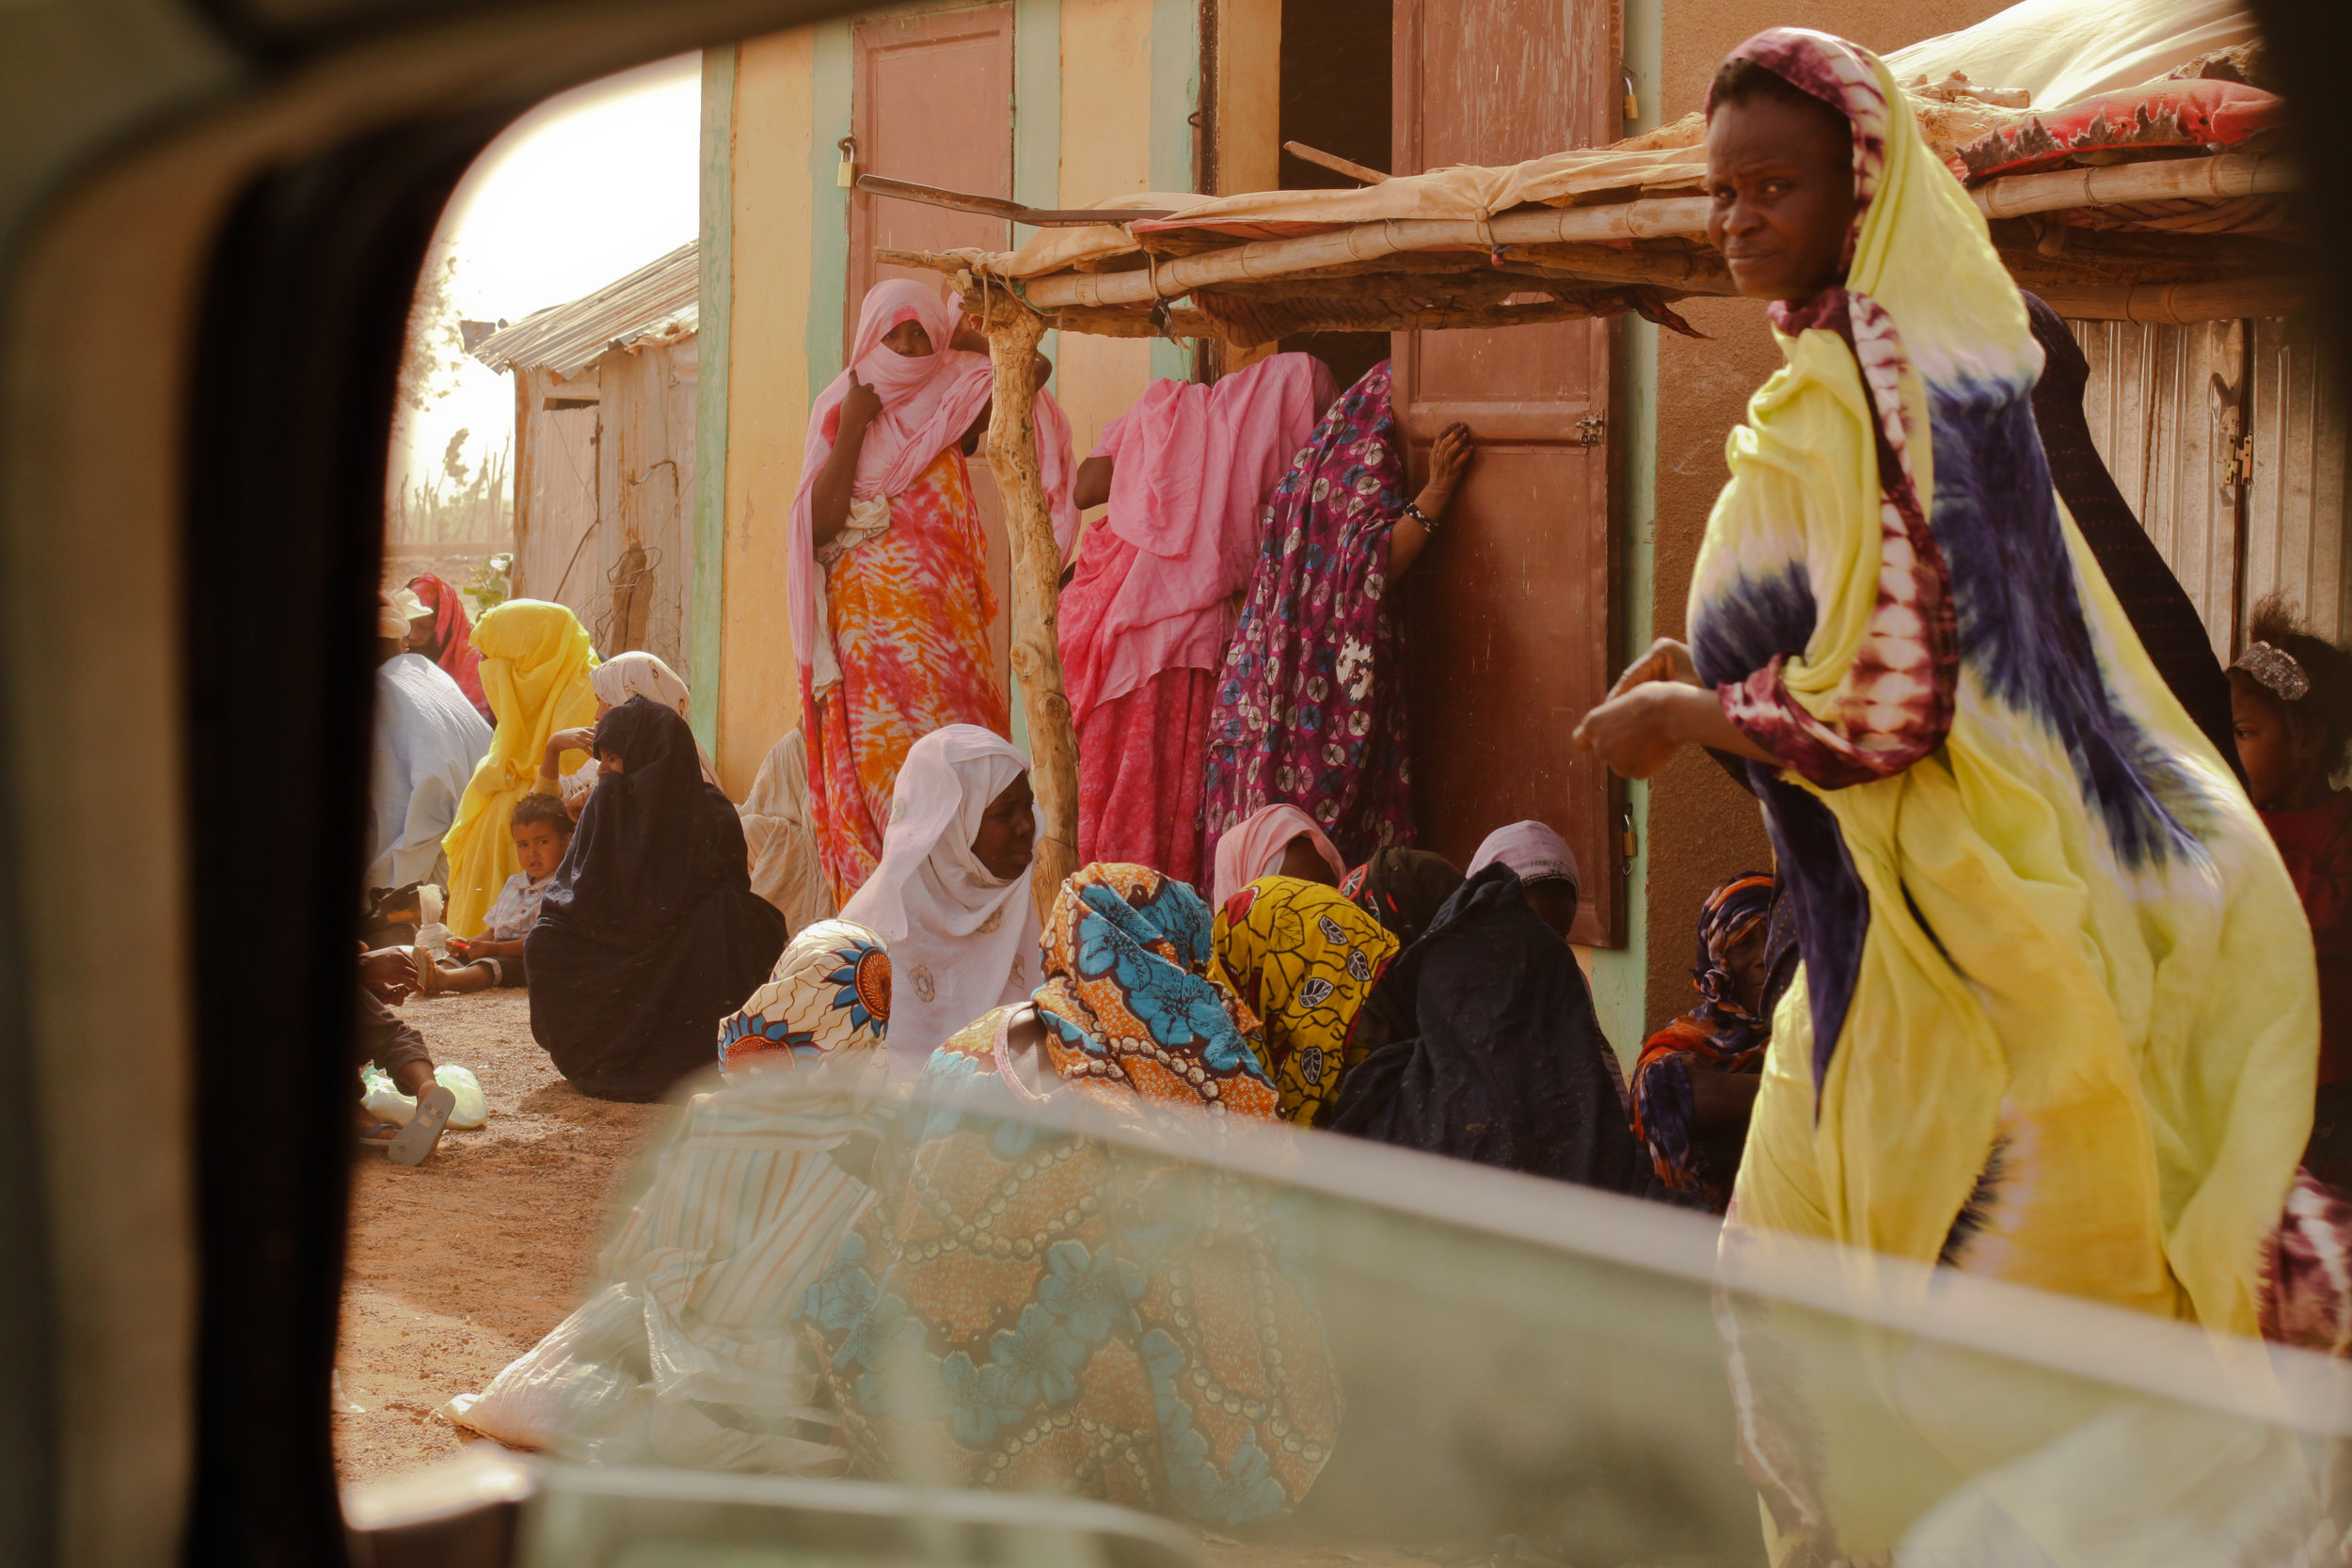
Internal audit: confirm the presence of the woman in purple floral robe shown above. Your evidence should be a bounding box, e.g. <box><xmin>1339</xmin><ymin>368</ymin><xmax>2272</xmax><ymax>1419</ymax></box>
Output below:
<box><xmin>1199</xmin><ymin>362</ymin><xmax>1475</xmax><ymax>874</ymax></box>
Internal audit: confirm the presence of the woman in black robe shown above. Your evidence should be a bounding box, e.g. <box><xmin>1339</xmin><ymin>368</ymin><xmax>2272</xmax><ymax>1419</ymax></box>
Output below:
<box><xmin>527</xmin><ymin>696</ymin><xmax>787</xmax><ymax>1101</ymax></box>
<box><xmin>1327</xmin><ymin>863</ymin><xmax>1656</xmax><ymax>1196</ymax></box>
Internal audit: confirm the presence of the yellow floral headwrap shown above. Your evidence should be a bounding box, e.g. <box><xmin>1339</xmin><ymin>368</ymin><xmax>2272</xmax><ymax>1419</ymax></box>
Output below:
<box><xmin>1211</xmin><ymin>876</ymin><xmax>1398</xmax><ymax>1125</ymax></box>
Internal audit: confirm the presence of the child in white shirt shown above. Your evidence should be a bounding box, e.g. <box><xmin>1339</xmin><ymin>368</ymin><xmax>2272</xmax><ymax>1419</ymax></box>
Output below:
<box><xmin>416</xmin><ymin>792</ymin><xmax>573</xmax><ymax>994</ymax></box>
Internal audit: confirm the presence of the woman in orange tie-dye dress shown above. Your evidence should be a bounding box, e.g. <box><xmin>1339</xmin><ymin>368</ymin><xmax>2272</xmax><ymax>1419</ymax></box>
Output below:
<box><xmin>789</xmin><ymin>280</ymin><xmax>1078</xmax><ymax>906</ymax></box>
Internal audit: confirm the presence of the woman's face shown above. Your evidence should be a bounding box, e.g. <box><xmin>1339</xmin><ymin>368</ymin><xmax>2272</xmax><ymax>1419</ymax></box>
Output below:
<box><xmin>596</xmin><ymin>749</ymin><xmax>624</xmax><ymax>777</ymax></box>
<box><xmin>1523</xmin><ymin>879</ymin><xmax>1580</xmax><ymax>943</ymax></box>
<box><xmin>1724</xmin><ymin>923</ymin><xmax>1771</xmax><ymax>1016</ymax></box>
<box><xmin>595</xmin><ymin>700</ymin><xmax>612</xmax><ymax>720</ymax></box>
<box><xmin>405</xmin><ymin>613</ymin><xmax>440</xmax><ymax>657</ymax></box>
<box><xmin>882</xmin><ymin>318</ymin><xmax>934</xmax><ymax>357</ymax></box>
<box><xmin>1705</xmin><ymin>92</ymin><xmax>1857</xmax><ymax>302</ymax></box>
<box><xmin>1277</xmin><ymin>835</ymin><xmax>1337</xmax><ymax>886</ymax></box>
<box><xmin>2233</xmin><ymin>674</ymin><xmax>2328</xmax><ymax>810</ymax></box>
<box><xmin>972</xmin><ymin>773</ymin><xmax>1037</xmax><ymax>880</ymax></box>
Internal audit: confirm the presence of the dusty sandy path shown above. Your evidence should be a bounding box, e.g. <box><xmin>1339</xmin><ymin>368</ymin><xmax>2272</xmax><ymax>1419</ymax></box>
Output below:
<box><xmin>335</xmin><ymin>988</ymin><xmax>667</xmax><ymax>1482</ymax></box>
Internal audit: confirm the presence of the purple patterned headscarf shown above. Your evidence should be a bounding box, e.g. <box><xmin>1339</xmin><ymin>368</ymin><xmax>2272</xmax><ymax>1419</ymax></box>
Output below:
<box><xmin>1200</xmin><ymin>361</ymin><xmax>1416</xmax><ymax>876</ymax></box>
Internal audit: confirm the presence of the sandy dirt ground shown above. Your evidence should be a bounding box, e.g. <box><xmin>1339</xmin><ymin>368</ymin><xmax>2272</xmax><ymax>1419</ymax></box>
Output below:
<box><xmin>336</xmin><ymin>988</ymin><xmax>666</xmax><ymax>1483</ymax></box>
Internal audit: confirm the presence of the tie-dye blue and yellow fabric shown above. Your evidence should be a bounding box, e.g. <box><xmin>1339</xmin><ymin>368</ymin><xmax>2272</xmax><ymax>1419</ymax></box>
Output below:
<box><xmin>1688</xmin><ymin>30</ymin><xmax>2316</xmax><ymax>1335</ymax></box>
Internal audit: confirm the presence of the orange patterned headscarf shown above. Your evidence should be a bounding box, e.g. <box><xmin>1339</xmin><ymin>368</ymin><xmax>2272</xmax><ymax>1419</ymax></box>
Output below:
<box><xmin>1031</xmin><ymin>863</ymin><xmax>1279</xmax><ymax>1120</ymax></box>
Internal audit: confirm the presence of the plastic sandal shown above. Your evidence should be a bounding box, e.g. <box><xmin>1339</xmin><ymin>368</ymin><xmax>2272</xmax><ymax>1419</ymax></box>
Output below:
<box><xmin>356</xmin><ymin>1121</ymin><xmax>402</xmax><ymax>1150</ymax></box>
<box><xmin>410</xmin><ymin>944</ymin><xmax>442</xmax><ymax>998</ymax></box>
<box><xmin>389</xmin><ymin>1085</ymin><xmax>456</xmax><ymax>1166</ymax></box>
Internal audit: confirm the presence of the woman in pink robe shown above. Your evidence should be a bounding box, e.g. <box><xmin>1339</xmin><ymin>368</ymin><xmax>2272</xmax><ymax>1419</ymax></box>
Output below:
<box><xmin>1059</xmin><ymin>354</ymin><xmax>1335</xmax><ymax>887</ymax></box>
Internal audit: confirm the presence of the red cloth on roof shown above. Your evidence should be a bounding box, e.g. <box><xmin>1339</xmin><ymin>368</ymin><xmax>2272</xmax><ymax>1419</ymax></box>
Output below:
<box><xmin>409</xmin><ymin>574</ymin><xmax>492</xmax><ymax>723</ymax></box>
<box><xmin>1958</xmin><ymin>79</ymin><xmax>2283</xmax><ymax>181</ymax></box>
<box><xmin>2262</xmin><ymin>790</ymin><xmax>2352</xmax><ymax>1085</ymax></box>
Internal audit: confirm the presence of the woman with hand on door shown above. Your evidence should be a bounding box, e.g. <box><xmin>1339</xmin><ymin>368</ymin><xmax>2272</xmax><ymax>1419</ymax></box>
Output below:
<box><xmin>1199</xmin><ymin>360</ymin><xmax>1475</xmax><ymax>878</ymax></box>
<box><xmin>788</xmin><ymin>279</ymin><xmax>1078</xmax><ymax>908</ymax></box>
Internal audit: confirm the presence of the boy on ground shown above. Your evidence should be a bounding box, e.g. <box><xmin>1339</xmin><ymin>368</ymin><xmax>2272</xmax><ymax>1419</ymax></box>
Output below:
<box><xmin>415</xmin><ymin>793</ymin><xmax>573</xmax><ymax>994</ymax></box>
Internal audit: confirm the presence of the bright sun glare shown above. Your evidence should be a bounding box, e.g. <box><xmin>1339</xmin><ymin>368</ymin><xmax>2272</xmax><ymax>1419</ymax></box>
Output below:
<box><xmin>391</xmin><ymin>52</ymin><xmax>702</xmax><ymax>511</ymax></box>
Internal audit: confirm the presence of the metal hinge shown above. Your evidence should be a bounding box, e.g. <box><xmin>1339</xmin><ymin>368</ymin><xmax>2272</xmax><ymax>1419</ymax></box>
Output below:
<box><xmin>1577</xmin><ymin>415</ymin><xmax>1605</xmax><ymax>447</ymax></box>
<box><xmin>2220</xmin><ymin>430</ymin><xmax>2254</xmax><ymax>502</ymax></box>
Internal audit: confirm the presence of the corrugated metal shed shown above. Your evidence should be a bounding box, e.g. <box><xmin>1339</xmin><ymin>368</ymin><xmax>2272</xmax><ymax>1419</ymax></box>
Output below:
<box><xmin>2074</xmin><ymin>315</ymin><xmax>2351</xmax><ymax>654</ymax></box>
<box><xmin>472</xmin><ymin>241</ymin><xmax>699</xmax><ymax>379</ymax></box>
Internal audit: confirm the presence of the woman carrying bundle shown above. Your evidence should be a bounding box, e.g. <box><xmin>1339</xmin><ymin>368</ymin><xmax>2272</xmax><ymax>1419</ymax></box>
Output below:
<box><xmin>1060</xmin><ymin>353</ymin><xmax>1334</xmax><ymax>884</ymax></box>
<box><xmin>440</xmin><ymin>598</ymin><xmax>599</xmax><ymax>938</ymax></box>
<box><xmin>1200</xmin><ymin>362</ymin><xmax>1475</xmax><ymax>874</ymax></box>
<box><xmin>527</xmin><ymin>697</ymin><xmax>786</xmax><ymax>1101</ymax></box>
<box><xmin>790</xmin><ymin>280</ymin><xmax>1077</xmax><ymax>906</ymax></box>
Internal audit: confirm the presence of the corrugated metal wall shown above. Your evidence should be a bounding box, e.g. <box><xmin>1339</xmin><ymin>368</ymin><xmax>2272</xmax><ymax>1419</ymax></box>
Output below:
<box><xmin>508</xmin><ymin>338</ymin><xmax>699</xmax><ymax>684</ymax></box>
<box><xmin>2073</xmin><ymin>316</ymin><xmax>2350</xmax><ymax>657</ymax></box>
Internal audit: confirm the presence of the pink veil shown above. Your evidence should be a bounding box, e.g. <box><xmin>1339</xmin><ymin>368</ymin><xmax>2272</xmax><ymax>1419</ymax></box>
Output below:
<box><xmin>787</xmin><ymin>279</ymin><xmax>1079</xmax><ymax>678</ymax></box>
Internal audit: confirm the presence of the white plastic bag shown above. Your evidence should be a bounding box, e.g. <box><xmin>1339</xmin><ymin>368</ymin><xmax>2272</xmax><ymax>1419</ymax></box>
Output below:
<box><xmin>358</xmin><ymin>1063</ymin><xmax>488</xmax><ymax>1130</ymax></box>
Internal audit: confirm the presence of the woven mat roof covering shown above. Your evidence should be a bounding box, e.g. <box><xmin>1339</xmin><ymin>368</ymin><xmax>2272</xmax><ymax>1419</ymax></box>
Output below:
<box><xmin>907</xmin><ymin>3</ymin><xmax>2294</xmax><ymax>333</ymax></box>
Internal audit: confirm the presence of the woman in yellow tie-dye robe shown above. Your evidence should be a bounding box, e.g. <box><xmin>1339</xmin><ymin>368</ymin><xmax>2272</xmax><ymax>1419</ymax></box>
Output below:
<box><xmin>1575</xmin><ymin>27</ymin><xmax>2324</xmax><ymax>1563</ymax></box>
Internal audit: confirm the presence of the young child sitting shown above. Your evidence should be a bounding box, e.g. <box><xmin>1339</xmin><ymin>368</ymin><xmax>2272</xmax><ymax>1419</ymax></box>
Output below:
<box><xmin>415</xmin><ymin>792</ymin><xmax>575</xmax><ymax>994</ymax></box>
<box><xmin>2231</xmin><ymin>597</ymin><xmax>2352</xmax><ymax>1181</ymax></box>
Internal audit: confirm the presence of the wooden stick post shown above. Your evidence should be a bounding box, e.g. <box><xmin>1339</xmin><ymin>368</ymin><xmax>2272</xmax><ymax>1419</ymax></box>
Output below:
<box><xmin>979</xmin><ymin>303</ymin><xmax>1081</xmax><ymax>923</ymax></box>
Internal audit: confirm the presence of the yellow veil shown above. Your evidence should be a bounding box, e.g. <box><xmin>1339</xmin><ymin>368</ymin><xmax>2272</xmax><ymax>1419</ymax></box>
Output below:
<box><xmin>439</xmin><ymin>599</ymin><xmax>600</xmax><ymax>936</ymax></box>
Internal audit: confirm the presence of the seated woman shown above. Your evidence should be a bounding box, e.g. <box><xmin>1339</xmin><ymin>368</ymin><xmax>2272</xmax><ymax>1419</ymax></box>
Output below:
<box><xmin>1211</xmin><ymin>874</ymin><xmax>1398</xmax><ymax>1126</ymax></box>
<box><xmin>737</xmin><ymin>728</ymin><xmax>836</xmax><ymax>938</ymax></box>
<box><xmin>450</xmin><ymin>919</ymin><xmax>894</xmax><ymax>1469</ymax></box>
<box><xmin>525</xmin><ymin>697</ymin><xmax>787</xmax><ymax>1101</ymax></box>
<box><xmin>413</xmin><ymin>793</ymin><xmax>575</xmax><ymax>995</ymax></box>
<box><xmin>790</xmin><ymin>280</ymin><xmax>1075</xmax><ymax>907</ymax></box>
<box><xmin>1060</xmin><ymin>353</ymin><xmax>1335</xmax><ymax>885</ymax></box>
<box><xmin>538</xmin><ymin>649</ymin><xmax>718</xmax><ymax>818</ymax></box>
<box><xmin>405</xmin><ymin>571</ymin><xmax>493</xmax><ymax>723</ymax></box>
<box><xmin>837</xmin><ymin>723</ymin><xmax>1041</xmax><ymax>1073</ymax></box>
<box><xmin>1325</xmin><ymin>864</ymin><xmax>1655</xmax><ymax>1194</ymax></box>
<box><xmin>441</xmin><ymin>598</ymin><xmax>600</xmax><ymax>939</ymax></box>
<box><xmin>798</xmin><ymin>864</ymin><xmax>1341</xmax><ymax>1526</ymax></box>
<box><xmin>1465</xmin><ymin>820</ymin><xmax>1581</xmax><ymax>942</ymax></box>
<box><xmin>1629</xmin><ymin>872</ymin><xmax>1774</xmax><ymax>1212</ymax></box>
<box><xmin>1338</xmin><ymin>847</ymin><xmax>1463</xmax><ymax>947</ymax></box>
<box><xmin>1200</xmin><ymin>362</ymin><xmax>1476</xmax><ymax>875</ymax></box>
<box><xmin>1208</xmin><ymin>801</ymin><xmax>1346</xmax><ymax>907</ymax></box>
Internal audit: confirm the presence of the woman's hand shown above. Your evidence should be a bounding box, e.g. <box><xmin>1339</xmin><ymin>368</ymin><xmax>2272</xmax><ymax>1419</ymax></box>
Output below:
<box><xmin>1414</xmin><ymin>422</ymin><xmax>1477</xmax><ymax>519</ymax></box>
<box><xmin>543</xmin><ymin>726</ymin><xmax>597</xmax><ymax>778</ymax></box>
<box><xmin>1606</xmin><ymin>637</ymin><xmax>1700</xmax><ymax>699</ymax></box>
<box><xmin>838</xmin><ymin>372</ymin><xmax>882</xmax><ymax>431</ymax></box>
<box><xmin>1574</xmin><ymin>642</ymin><xmax>1777</xmax><ymax>779</ymax></box>
<box><xmin>1573</xmin><ymin>682</ymin><xmax>1713</xmax><ymax>780</ymax></box>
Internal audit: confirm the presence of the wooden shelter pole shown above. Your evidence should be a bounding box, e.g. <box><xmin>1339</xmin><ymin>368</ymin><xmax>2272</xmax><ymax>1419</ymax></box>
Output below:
<box><xmin>979</xmin><ymin>305</ymin><xmax>1080</xmax><ymax>923</ymax></box>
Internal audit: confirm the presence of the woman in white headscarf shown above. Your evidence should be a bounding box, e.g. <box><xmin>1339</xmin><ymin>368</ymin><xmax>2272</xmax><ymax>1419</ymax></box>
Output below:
<box><xmin>540</xmin><ymin>649</ymin><xmax>719</xmax><ymax>815</ymax></box>
<box><xmin>839</xmin><ymin>724</ymin><xmax>1038</xmax><ymax>1071</ymax></box>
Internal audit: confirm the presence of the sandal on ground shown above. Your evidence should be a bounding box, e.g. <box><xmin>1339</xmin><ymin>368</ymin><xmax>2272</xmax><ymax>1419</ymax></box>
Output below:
<box><xmin>389</xmin><ymin>1085</ymin><xmax>457</xmax><ymax>1166</ymax></box>
<box><xmin>356</xmin><ymin>1120</ymin><xmax>403</xmax><ymax>1150</ymax></box>
<box><xmin>410</xmin><ymin>944</ymin><xmax>442</xmax><ymax>998</ymax></box>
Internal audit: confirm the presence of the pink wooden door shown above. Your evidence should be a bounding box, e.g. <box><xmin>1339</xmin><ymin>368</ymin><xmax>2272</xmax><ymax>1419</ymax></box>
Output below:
<box><xmin>1392</xmin><ymin>0</ymin><xmax>1622</xmax><ymax>944</ymax></box>
<box><xmin>850</xmin><ymin>5</ymin><xmax>1017</xmax><ymax>687</ymax></box>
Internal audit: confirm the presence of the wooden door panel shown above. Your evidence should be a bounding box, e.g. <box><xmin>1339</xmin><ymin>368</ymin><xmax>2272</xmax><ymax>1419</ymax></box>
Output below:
<box><xmin>1393</xmin><ymin>0</ymin><xmax>1621</xmax><ymax>945</ymax></box>
<box><xmin>850</xmin><ymin>4</ymin><xmax>1017</xmax><ymax>699</ymax></box>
